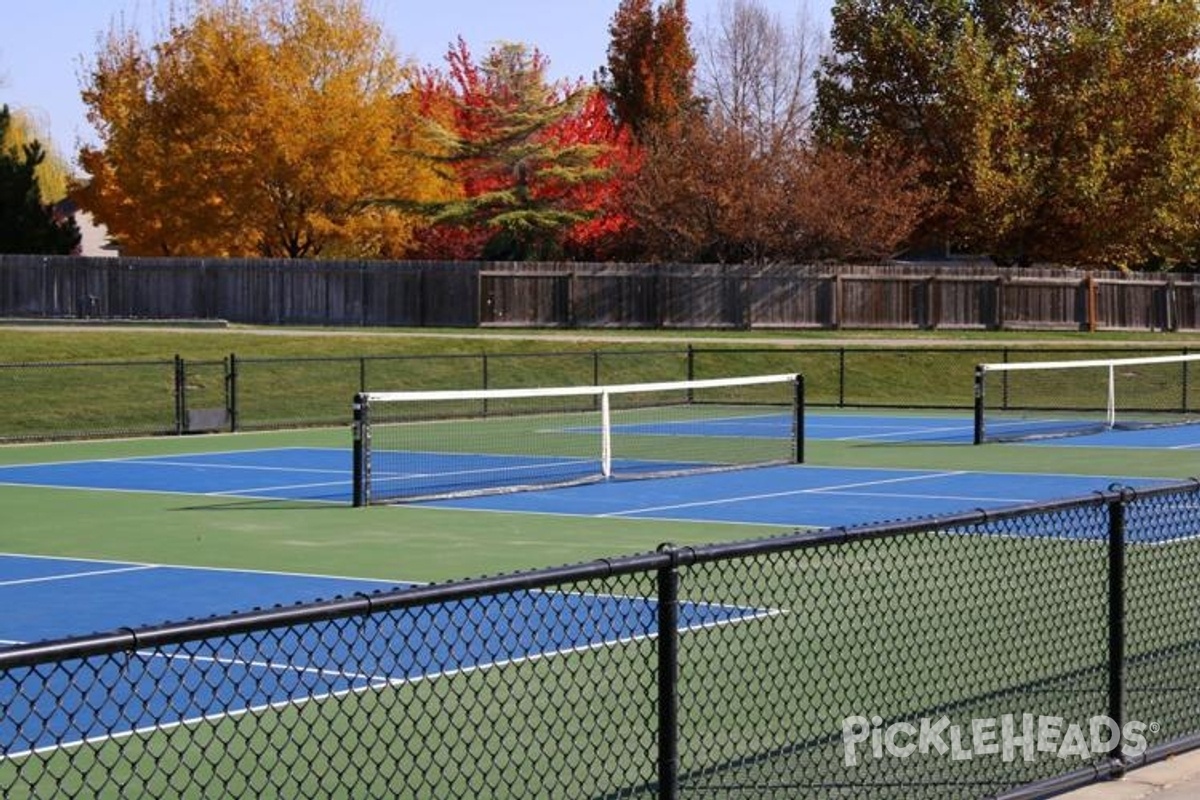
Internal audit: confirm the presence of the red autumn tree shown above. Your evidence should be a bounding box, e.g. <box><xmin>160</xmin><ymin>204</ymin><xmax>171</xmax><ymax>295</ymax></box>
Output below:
<box><xmin>406</xmin><ymin>39</ymin><xmax>634</xmax><ymax>261</ymax></box>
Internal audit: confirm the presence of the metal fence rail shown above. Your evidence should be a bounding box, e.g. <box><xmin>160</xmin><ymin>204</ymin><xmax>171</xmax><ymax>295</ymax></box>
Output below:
<box><xmin>2</xmin><ymin>481</ymin><xmax>1198</xmax><ymax>798</ymax></box>
<box><xmin>0</xmin><ymin>345</ymin><xmax>1194</xmax><ymax>442</ymax></box>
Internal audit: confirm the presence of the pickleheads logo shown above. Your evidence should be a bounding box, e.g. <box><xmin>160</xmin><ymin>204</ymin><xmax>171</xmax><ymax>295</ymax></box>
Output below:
<box><xmin>841</xmin><ymin>714</ymin><xmax>1153</xmax><ymax>766</ymax></box>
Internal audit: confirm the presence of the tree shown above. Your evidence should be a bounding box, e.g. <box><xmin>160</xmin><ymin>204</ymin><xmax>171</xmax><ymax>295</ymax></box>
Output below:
<box><xmin>1</xmin><ymin>109</ymin><xmax>73</xmax><ymax>203</ymax></box>
<box><xmin>992</xmin><ymin>0</ymin><xmax>1200</xmax><ymax>267</ymax></box>
<box><xmin>75</xmin><ymin>0</ymin><xmax>449</xmax><ymax>258</ymax></box>
<box><xmin>623</xmin><ymin>116</ymin><xmax>930</xmax><ymax>263</ymax></box>
<box><xmin>815</xmin><ymin>0</ymin><xmax>990</xmax><ymax>254</ymax></box>
<box><xmin>815</xmin><ymin>0</ymin><xmax>1200</xmax><ymax>268</ymax></box>
<box><xmin>696</xmin><ymin>0</ymin><xmax>822</xmax><ymax>153</ymax></box>
<box><xmin>600</xmin><ymin>0</ymin><xmax>698</xmax><ymax>136</ymax></box>
<box><xmin>788</xmin><ymin>143</ymin><xmax>935</xmax><ymax>261</ymax></box>
<box><xmin>406</xmin><ymin>40</ymin><xmax>627</xmax><ymax>261</ymax></box>
<box><xmin>0</xmin><ymin>106</ymin><xmax>80</xmax><ymax>254</ymax></box>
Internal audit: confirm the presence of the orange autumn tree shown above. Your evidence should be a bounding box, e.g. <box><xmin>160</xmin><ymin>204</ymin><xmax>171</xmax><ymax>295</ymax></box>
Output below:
<box><xmin>599</xmin><ymin>0</ymin><xmax>698</xmax><ymax>137</ymax></box>
<box><xmin>76</xmin><ymin>0</ymin><xmax>449</xmax><ymax>258</ymax></box>
<box><xmin>407</xmin><ymin>40</ymin><xmax>633</xmax><ymax>261</ymax></box>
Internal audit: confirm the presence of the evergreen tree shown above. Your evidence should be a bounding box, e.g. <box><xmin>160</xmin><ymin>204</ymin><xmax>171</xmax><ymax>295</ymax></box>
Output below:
<box><xmin>410</xmin><ymin>41</ymin><xmax>615</xmax><ymax>261</ymax></box>
<box><xmin>0</xmin><ymin>106</ymin><xmax>80</xmax><ymax>254</ymax></box>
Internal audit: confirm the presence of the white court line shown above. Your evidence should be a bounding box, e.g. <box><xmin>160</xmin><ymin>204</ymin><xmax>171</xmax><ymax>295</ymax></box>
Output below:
<box><xmin>601</xmin><ymin>471</ymin><xmax>968</xmax><ymax>517</ymax></box>
<box><xmin>832</xmin><ymin>423</ymin><xmax>972</xmax><ymax>441</ymax></box>
<box><xmin>828</xmin><ymin>490</ymin><xmax>1034</xmax><ymax>504</ymax></box>
<box><xmin>126</xmin><ymin>459</ymin><xmax>346</xmax><ymax>475</ymax></box>
<box><xmin>2</xmin><ymin>599</ymin><xmax>782</xmax><ymax>762</ymax></box>
<box><xmin>211</xmin><ymin>478</ymin><xmax>350</xmax><ymax>497</ymax></box>
<box><xmin>0</xmin><ymin>565</ymin><xmax>155</xmax><ymax>588</ymax></box>
<box><xmin>0</xmin><ymin>552</ymin><xmax>420</xmax><ymax>587</ymax></box>
<box><xmin>0</xmin><ymin>640</ymin><xmax>387</xmax><ymax>686</ymax></box>
<box><xmin>0</xmin><ymin>446</ymin><xmax>334</xmax><ymax>471</ymax></box>
<box><xmin>0</xmin><ymin>480</ymin><xmax>343</xmax><ymax>505</ymax></box>
<box><xmin>146</xmin><ymin>643</ymin><xmax>386</xmax><ymax>686</ymax></box>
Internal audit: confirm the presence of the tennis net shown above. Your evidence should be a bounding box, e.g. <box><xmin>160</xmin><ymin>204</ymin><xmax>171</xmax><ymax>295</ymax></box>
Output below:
<box><xmin>352</xmin><ymin>374</ymin><xmax>804</xmax><ymax>505</ymax></box>
<box><xmin>973</xmin><ymin>353</ymin><xmax>1200</xmax><ymax>444</ymax></box>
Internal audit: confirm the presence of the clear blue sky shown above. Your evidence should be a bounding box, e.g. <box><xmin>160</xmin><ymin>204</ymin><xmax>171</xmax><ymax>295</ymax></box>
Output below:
<box><xmin>0</xmin><ymin>0</ymin><xmax>831</xmax><ymax>160</ymax></box>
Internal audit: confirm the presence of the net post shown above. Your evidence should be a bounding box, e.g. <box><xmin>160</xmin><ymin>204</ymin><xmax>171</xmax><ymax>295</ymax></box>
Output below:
<box><xmin>174</xmin><ymin>354</ymin><xmax>186</xmax><ymax>435</ymax></box>
<box><xmin>227</xmin><ymin>352</ymin><xmax>239</xmax><ymax>432</ymax></box>
<box><xmin>1184</xmin><ymin>352</ymin><xmax>1191</xmax><ymax>412</ymax></box>
<box><xmin>1002</xmin><ymin>349</ymin><xmax>1011</xmax><ymax>409</ymax></box>
<box><xmin>352</xmin><ymin>393</ymin><xmax>370</xmax><ymax>507</ymax></box>
<box><xmin>838</xmin><ymin>348</ymin><xmax>847</xmax><ymax>408</ymax></box>
<box><xmin>481</xmin><ymin>354</ymin><xmax>489</xmax><ymax>416</ymax></box>
<box><xmin>600</xmin><ymin>391</ymin><xmax>612</xmax><ymax>478</ymax></box>
<box><xmin>686</xmin><ymin>345</ymin><xmax>695</xmax><ymax>403</ymax></box>
<box><xmin>793</xmin><ymin>374</ymin><xmax>805</xmax><ymax>464</ymax></box>
<box><xmin>973</xmin><ymin>365</ymin><xmax>986</xmax><ymax>445</ymax></box>
<box><xmin>1106</xmin><ymin>365</ymin><xmax>1117</xmax><ymax>428</ymax></box>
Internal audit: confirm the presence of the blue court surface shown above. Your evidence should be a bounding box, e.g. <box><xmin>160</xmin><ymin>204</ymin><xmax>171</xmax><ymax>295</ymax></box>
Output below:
<box><xmin>806</xmin><ymin>412</ymin><xmax>1200</xmax><ymax>448</ymax></box>
<box><xmin>611</xmin><ymin>409</ymin><xmax>1200</xmax><ymax>448</ymax></box>
<box><xmin>0</xmin><ymin>553</ymin><xmax>769</xmax><ymax>756</ymax></box>
<box><xmin>421</xmin><ymin>466</ymin><xmax>1168</xmax><ymax>528</ymax></box>
<box><xmin>0</xmin><ymin>446</ymin><xmax>1173</xmax><ymax>528</ymax></box>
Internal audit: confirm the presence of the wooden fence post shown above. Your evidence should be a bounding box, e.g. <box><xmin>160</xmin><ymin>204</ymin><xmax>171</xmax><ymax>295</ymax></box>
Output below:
<box><xmin>1085</xmin><ymin>273</ymin><xmax>1098</xmax><ymax>332</ymax></box>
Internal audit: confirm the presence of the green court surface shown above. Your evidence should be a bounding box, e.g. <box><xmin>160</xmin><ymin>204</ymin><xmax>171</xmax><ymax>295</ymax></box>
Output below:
<box><xmin>1</xmin><ymin>418</ymin><xmax>1196</xmax><ymax>587</ymax></box>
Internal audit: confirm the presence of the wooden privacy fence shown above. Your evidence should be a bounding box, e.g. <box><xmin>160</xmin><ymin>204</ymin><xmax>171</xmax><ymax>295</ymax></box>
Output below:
<box><xmin>2</xmin><ymin>255</ymin><xmax>1199</xmax><ymax>331</ymax></box>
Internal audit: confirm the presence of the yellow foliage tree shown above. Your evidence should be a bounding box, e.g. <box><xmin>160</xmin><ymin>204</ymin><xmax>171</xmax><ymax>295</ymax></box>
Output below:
<box><xmin>75</xmin><ymin>0</ymin><xmax>454</xmax><ymax>258</ymax></box>
<box><xmin>1</xmin><ymin>110</ymin><xmax>72</xmax><ymax>202</ymax></box>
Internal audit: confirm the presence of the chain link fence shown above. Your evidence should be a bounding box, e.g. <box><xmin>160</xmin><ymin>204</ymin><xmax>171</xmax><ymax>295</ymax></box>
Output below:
<box><xmin>1</xmin><ymin>346</ymin><xmax>1195</xmax><ymax>441</ymax></box>
<box><xmin>2</xmin><ymin>481</ymin><xmax>1199</xmax><ymax>798</ymax></box>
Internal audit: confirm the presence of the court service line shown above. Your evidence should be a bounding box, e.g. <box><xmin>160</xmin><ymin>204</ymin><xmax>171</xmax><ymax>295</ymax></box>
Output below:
<box><xmin>0</xmin><ymin>565</ymin><xmax>156</xmax><ymax>588</ymax></box>
<box><xmin>4</xmin><ymin>602</ymin><xmax>780</xmax><ymax>763</ymax></box>
<box><xmin>211</xmin><ymin>479</ymin><xmax>351</xmax><ymax>497</ymax></box>
<box><xmin>128</xmin><ymin>459</ymin><xmax>346</xmax><ymax>475</ymax></box>
<box><xmin>600</xmin><ymin>471</ymin><xmax>968</xmax><ymax>517</ymax></box>
<box><xmin>0</xmin><ymin>552</ymin><xmax>417</xmax><ymax>589</ymax></box>
<box><xmin>832</xmin><ymin>423</ymin><xmax>972</xmax><ymax>441</ymax></box>
<box><xmin>143</xmin><ymin>644</ymin><xmax>386</xmax><ymax>686</ymax></box>
<box><xmin>0</xmin><ymin>446</ymin><xmax>329</xmax><ymax>471</ymax></box>
<box><xmin>828</xmin><ymin>490</ymin><xmax>1035</xmax><ymax>504</ymax></box>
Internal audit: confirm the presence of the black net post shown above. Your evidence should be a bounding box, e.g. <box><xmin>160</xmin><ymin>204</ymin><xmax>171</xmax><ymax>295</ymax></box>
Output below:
<box><xmin>352</xmin><ymin>393</ymin><xmax>370</xmax><ymax>507</ymax></box>
<box><xmin>974</xmin><ymin>365</ymin><xmax>986</xmax><ymax>445</ymax></box>
<box><xmin>482</xmin><ymin>353</ymin><xmax>490</xmax><ymax>416</ymax></box>
<box><xmin>838</xmin><ymin>347</ymin><xmax>847</xmax><ymax>407</ymax></box>
<box><xmin>1002</xmin><ymin>348</ymin><xmax>1012</xmax><ymax>409</ymax></box>
<box><xmin>794</xmin><ymin>374</ymin><xmax>806</xmax><ymax>463</ymax></box>
<box><xmin>174</xmin><ymin>354</ymin><xmax>186</xmax><ymax>435</ymax></box>
<box><xmin>1107</xmin><ymin>492</ymin><xmax>1129</xmax><ymax>778</ymax></box>
<box><xmin>1182</xmin><ymin>353</ymin><xmax>1190</xmax><ymax>412</ymax></box>
<box><xmin>656</xmin><ymin>544</ymin><xmax>680</xmax><ymax>800</ymax></box>
<box><xmin>226</xmin><ymin>352</ymin><xmax>239</xmax><ymax>432</ymax></box>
